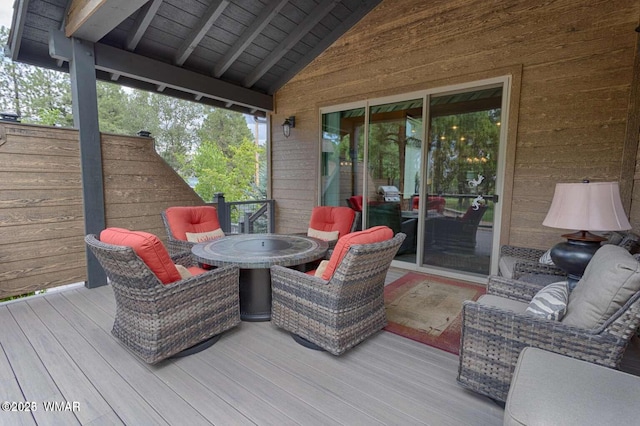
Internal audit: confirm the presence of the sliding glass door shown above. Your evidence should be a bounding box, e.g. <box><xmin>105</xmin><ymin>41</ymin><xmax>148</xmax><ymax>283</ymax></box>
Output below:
<box><xmin>422</xmin><ymin>87</ymin><xmax>502</xmax><ymax>275</ymax></box>
<box><xmin>319</xmin><ymin>79</ymin><xmax>507</xmax><ymax>277</ymax></box>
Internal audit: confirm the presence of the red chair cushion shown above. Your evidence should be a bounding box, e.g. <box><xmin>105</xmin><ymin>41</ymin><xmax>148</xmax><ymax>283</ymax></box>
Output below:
<box><xmin>308</xmin><ymin>206</ymin><xmax>356</xmax><ymax>239</ymax></box>
<box><xmin>100</xmin><ymin>228</ymin><xmax>181</xmax><ymax>285</ymax></box>
<box><xmin>321</xmin><ymin>226</ymin><xmax>394</xmax><ymax>280</ymax></box>
<box><xmin>413</xmin><ymin>196</ymin><xmax>446</xmax><ymax>213</ymax></box>
<box><xmin>165</xmin><ymin>206</ymin><xmax>221</xmax><ymax>241</ymax></box>
<box><xmin>348</xmin><ymin>195</ymin><xmax>363</xmax><ymax>212</ymax></box>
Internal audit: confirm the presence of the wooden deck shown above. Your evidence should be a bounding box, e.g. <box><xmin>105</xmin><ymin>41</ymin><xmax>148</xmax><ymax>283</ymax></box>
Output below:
<box><xmin>0</xmin><ymin>269</ymin><xmax>507</xmax><ymax>425</ymax></box>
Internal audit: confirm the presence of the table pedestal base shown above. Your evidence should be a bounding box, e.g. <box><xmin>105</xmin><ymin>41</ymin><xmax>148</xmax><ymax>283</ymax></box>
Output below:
<box><xmin>239</xmin><ymin>268</ymin><xmax>272</xmax><ymax>321</ymax></box>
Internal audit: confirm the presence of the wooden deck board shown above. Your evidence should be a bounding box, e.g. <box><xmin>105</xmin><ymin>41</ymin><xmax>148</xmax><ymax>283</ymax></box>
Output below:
<box><xmin>0</xmin><ymin>306</ymin><xmax>78</xmax><ymax>425</ymax></box>
<box><xmin>0</xmin><ymin>272</ymin><xmax>505</xmax><ymax>426</ymax></box>
<box><xmin>8</xmin><ymin>301</ymin><xmax>119</xmax><ymax>425</ymax></box>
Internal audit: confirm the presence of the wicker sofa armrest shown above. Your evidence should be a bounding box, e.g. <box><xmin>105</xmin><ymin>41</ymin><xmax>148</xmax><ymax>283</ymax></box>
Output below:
<box><xmin>458</xmin><ymin>300</ymin><xmax>625</xmax><ymax>401</ymax></box>
<box><xmin>512</xmin><ymin>261</ymin><xmax>566</xmax><ymax>280</ymax></box>
<box><xmin>486</xmin><ymin>275</ymin><xmax>549</xmax><ymax>302</ymax></box>
<box><xmin>500</xmin><ymin>245</ymin><xmax>547</xmax><ymax>261</ymax></box>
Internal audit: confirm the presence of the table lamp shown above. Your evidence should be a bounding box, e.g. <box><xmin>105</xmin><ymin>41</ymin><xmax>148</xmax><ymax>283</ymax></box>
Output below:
<box><xmin>542</xmin><ymin>181</ymin><xmax>631</xmax><ymax>283</ymax></box>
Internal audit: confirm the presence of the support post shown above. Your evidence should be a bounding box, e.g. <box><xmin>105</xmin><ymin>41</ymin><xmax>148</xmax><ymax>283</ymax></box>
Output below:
<box><xmin>69</xmin><ymin>37</ymin><xmax>107</xmax><ymax>288</ymax></box>
<box><xmin>213</xmin><ymin>192</ymin><xmax>230</xmax><ymax>232</ymax></box>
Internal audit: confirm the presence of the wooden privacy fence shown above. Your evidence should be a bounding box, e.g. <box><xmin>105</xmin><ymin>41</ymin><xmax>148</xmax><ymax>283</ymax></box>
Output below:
<box><xmin>0</xmin><ymin>122</ymin><xmax>204</xmax><ymax>299</ymax></box>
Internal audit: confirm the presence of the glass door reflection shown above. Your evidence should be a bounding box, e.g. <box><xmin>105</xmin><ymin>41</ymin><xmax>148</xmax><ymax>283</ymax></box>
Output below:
<box><xmin>365</xmin><ymin>99</ymin><xmax>423</xmax><ymax>263</ymax></box>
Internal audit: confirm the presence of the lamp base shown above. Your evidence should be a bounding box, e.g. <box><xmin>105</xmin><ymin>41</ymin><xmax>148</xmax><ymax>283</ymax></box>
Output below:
<box><xmin>550</xmin><ymin>232</ymin><xmax>604</xmax><ymax>285</ymax></box>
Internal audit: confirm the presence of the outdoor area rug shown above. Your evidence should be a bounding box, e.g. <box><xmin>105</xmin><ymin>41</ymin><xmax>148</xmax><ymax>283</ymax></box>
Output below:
<box><xmin>384</xmin><ymin>272</ymin><xmax>486</xmax><ymax>355</ymax></box>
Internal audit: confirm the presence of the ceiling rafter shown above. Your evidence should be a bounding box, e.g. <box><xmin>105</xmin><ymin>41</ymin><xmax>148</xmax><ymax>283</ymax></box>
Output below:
<box><xmin>213</xmin><ymin>0</ymin><xmax>288</xmax><ymax>78</ymax></box>
<box><xmin>126</xmin><ymin>0</ymin><xmax>163</xmax><ymax>51</ymax></box>
<box><xmin>111</xmin><ymin>0</ymin><xmax>164</xmax><ymax>82</ymax></box>
<box><xmin>267</xmin><ymin>0</ymin><xmax>384</xmax><ymax>94</ymax></box>
<box><xmin>174</xmin><ymin>0</ymin><xmax>230</xmax><ymax>66</ymax></box>
<box><xmin>243</xmin><ymin>0</ymin><xmax>341</xmax><ymax>88</ymax></box>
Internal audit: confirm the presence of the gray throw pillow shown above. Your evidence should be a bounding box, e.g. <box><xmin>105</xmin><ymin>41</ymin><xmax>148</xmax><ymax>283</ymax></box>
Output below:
<box><xmin>562</xmin><ymin>245</ymin><xmax>640</xmax><ymax>329</ymax></box>
<box><xmin>526</xmin><ymin>281</ymin><xmax>569</xmax><ymax>321</ymax></box>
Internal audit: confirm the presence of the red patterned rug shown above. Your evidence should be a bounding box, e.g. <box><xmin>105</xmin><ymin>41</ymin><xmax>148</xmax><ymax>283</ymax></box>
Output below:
<box><xmin>384</xmin><ymin>272</ymin><xmax>486</xmax><ymax>355</ymax></box>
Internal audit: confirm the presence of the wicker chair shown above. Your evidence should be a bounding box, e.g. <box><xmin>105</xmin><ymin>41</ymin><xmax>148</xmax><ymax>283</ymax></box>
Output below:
<box><xmin>85</xmin><ymin>233</ymin><xmax>240</xmax><ymax>364</ymax></box>
<box><xmin>161</xmin><ymin>206</ymin><xmax>223</xmax><ymax>256</ymax></box>
<box><xmin>306</xmin><ymin>206</ymin><xmax>358</xmax><ymax>249</ymax></box>
<box><xmin>458</xmin><ymin>245</ymin><xmax>640</xmax><ymax>402</ymax></box>
<box><xmin>271</xmin><ymin>232</ymin><xmax>406</xmax><ymax>355</ymax></box>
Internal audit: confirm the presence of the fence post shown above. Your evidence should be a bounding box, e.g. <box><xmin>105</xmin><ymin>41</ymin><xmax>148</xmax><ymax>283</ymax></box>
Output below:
<box><xmin>213</xmin><ymin>192</ymin><xmax>230</xmax><ymax>233</ymax></box>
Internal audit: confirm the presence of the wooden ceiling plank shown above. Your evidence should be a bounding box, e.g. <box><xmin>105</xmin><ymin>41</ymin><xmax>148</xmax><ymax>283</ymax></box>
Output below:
<box><xmin>242</xmin><ymin>0</ymin><xmax>342</xmax><ymax>88</ymax></box>
<box><xmin>213</xmin><ymin>0</ymin><xmax>289</xmax><ymax>78</ymax></box>
<box><xmin>267</xmin><ymin>0</ymin><xmax>383</xmax><ymax>93</ymax></box>
<box><xmin>174</xmin><ymin>0</ymin><xmax>230</xmax><ymax>66</ymax></box>
<box><xmin>65</xmin><ymin>0</ymin><xmax>149</xmax><ymax>42</ymax></box>
<box><xmin>126</xmin><ymin>0</ymin><xmax>164</xmax><ymax>51</ymax></box>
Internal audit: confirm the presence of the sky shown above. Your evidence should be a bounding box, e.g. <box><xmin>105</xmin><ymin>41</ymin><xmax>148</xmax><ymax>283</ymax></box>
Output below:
<box><xmin>0</xmin><ymin>1</ymin><xmax>12</xmax><ymax>29</ymax></box>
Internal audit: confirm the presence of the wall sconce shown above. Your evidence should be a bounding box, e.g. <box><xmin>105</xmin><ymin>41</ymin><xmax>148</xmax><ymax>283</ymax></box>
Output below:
<box><xmin>282</xmin><ymin>116</ymin><xmax>295</xmax><ymax>138</ymax></box>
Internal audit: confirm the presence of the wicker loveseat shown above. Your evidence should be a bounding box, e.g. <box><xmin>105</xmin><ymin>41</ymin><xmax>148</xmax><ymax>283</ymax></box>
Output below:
<box><xmin>86</xmin><ymin>229</ymin><xmax>240</xmax><ymax>363</ymax></box>
<box><xmin>498</xmin><ymin>230</ymin><xmax>640</xmax><ymax>282</ymax></box>
<box><xmin>458</xmin><ymin>244</ymin><xmax>640</xmax><ymax>402</ymax></box>
<box><xmin>271</xmin><ymin>228</ymin><xmax>405</xmax><ymax>355</ymax></box>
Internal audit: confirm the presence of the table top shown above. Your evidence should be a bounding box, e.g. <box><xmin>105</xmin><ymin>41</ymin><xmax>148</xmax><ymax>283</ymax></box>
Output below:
<box><xmin>191</xmin><ymin>233</ymin><xmax>329</xmax><ymax>269</ymax></box>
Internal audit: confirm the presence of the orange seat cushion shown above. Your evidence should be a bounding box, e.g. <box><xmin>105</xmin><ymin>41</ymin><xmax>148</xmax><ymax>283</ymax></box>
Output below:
<box><xmin>165</xmin><ymin>206</ymin><xmax>221</xmax><ymax>241</ymax></box>
<box><xmin>321</xmin><ymin>226</ymin><xmax>394</xmax><ymax>280</ymax></box>
<box><xmin>100</xmin><ymin>228</ymin><xmax>182</xmax><ymax>285</ymax></box>
<box><xmin>308</xmin><ymin>206</ymin><xmax>355</xmax><ymax>239</ymax></box>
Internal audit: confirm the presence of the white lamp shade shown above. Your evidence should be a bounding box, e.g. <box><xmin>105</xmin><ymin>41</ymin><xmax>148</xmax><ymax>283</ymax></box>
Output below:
<box><xmin>542</xmin><ymin>182</ymin><xmax>631</xmax><ymax>231</ymax></box>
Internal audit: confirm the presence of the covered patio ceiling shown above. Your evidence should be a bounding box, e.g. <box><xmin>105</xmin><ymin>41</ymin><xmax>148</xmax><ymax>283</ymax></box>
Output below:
<box><xmin>7</xmin><ymin>0</ymin><xmax>382</xmax><ymax>116</ymax></box>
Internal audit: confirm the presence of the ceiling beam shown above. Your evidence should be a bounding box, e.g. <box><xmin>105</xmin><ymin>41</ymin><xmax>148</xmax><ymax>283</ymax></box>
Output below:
<box><xmin>7</xmin><ymin>0</ymin><xmax>30</xmax><ymax>61</ymax></box>
<box><xmin>49</xmin><ymin>30</ymin><xmax>273</xmax><ymax>111</ymax></box>
<box><xmin>213</xmin><ymin>0</ymin><xmax>288</xmax><ymax>78</ymax></box>
<box><xmin>174</xmin><ymin>0</ymin><xmax>229</xmax><ymax>66</ymax></box>
<box><xmin>126</xmin><ymin>0</ymin><xmax>163</xmax><ymax>51</ymax></box>
<box><xmin>267</xmin><ymin>0</ymin><xmax>384</xmax><ymax>94</ymax></box>
<box><xmin>242</xmin><ymin>0</ymin><xmax>341</xmax><ymax>88</ymax></box>
<box><xmin>65</xmin><ymin>0</ymin><xmax>149</xmax><ymax>42</ymax></box>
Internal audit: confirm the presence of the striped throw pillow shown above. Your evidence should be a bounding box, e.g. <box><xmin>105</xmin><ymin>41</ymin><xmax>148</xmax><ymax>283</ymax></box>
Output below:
<box><xmin>539</xmin><ymin>249</ymin><xmax>555</xmax><ymax>265</ymax></box>
<box><xmin>526</xmin><ymin>281</ymin><xmax>569</xmax><ymax>321</ymax></box>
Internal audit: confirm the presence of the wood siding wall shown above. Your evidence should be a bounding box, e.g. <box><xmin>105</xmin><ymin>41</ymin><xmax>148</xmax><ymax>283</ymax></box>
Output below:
<box><xmin>0</xmin><ymin>123</ymin><xmax>203</xmax><ymax>299</ymax></box>
<box><xmin>271</xmin><ymin>0</ymin><xmax>640</xmax><ymax>249</ymax></box>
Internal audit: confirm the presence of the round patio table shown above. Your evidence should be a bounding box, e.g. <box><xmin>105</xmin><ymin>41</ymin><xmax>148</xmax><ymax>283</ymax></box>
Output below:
<box><xmin>192</xmin><ymin>234</ymin><xmax>328</xmax><ymax>321</ymax></box>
